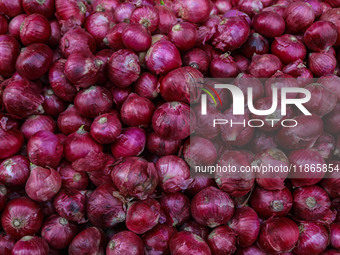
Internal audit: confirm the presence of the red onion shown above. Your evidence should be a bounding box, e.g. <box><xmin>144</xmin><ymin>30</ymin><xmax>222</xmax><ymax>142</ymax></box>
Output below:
<box><xmin>133</xmin><ymin>72</ymin><xmax>159</xmax><ymax>100</ymax></box>
<box><xmin>180</xmin><ymin>221</ymin><xmax>209</xmax><ymax>240</ymax></box>
<box><xmin>16</xmin><ymin>43</ymin><xmax>53</xmax><ymax>80</ymax></box>
<box><xmin>59</xmin><ymin>28</ymin><xmax>96</xmax><ymax>58</ymax></box>
<box><xmin>277</xmin><ymin>115</ymin><xmax>323</xmax><ymax>150</ymax></box>
<box><xmin>304</xmin><ymin>21</ymin><xmax>337</xmax><ymax>51</ymax></box>
<box><xmin>22</xmin><ymin>0</ymin><xmax>55</xmax><ymax>19</ymax></box>
<box><xmin>20</xmin><ymin>14</ymin><xmax>51</xmax><ymax>46</ymax></box>
<box><xmin>48</xmin><ymin>59</ymin><xmax>77</xmax><ymax>102</ymax></box>
<box><xmin>126</xmin><ymin>198</ymin><xmax>160</xmax><ymax>234</ymax></box>
<box><xmin>323</xmin><ymin>0</ymin><xmax>340</xmax><ymax>8</ymax></box>
<box><xmin>240</xmin><ymin>32</ymin><xmax>269</xmax><ymax>58</ymax></box>
<box><xmin>0</xmin><ymin>0</ymin><xmax>23</xmax><ymax>17</ymax></box>
<box><xmin>174</xmin><ymin>0</ymin><xmax>212</xmax><ymax>23</ymax></box>
<box><xmin>237</xmin><ymin>0</ymin><xmax>263</xmax><ymax>17</ymax></box>
<box><xmin>210</xmin><ymin>53</ymin><xmax>239</xmax><ymax>78</ymax></box>
<box><xmin>191</xmin><ymin>186</ymin><xmax>234</xmax><ymax>228</ymax></box>
<box><xmin>284</xmin><ymin>2</ymin><xmax>315</xmax><ymax>34</ymax></box>
<box><xmin>252</xmin><ymin>11</ymin><xmax>285</xmax><ymax>38</ymax></box>
<box><xmin>309</xmin><ymin>52</ymin><xmax>337</xmax><ymax>77</ymax></box>
<box><xmin>330</xmin><ymin>223</ymin><xmax>340</xmax><ymax>249</ymax></box>
<box><xmin>283</xmin><ymin>59</ymin><xmax>313</xmax><ymax>86</ymax></box>
<box><xmin>249</xmin><ymin>130</ymin><xmax>278</xmax><ymax>153</ymax></box>
<box><xmin>110</xmin><ymin>87</ymin><xmax>131</xmax><ymax>109</ymax></box>
<box><xmin>87</xmin><ymin>156</ymin><xmax>117</xmax><ymax>187</ymax></box>
<box><xmin>155</xmin><ymin>155</ymin><xmax>192</xmax><ymax>193</ymax></box>
<box><xmin>0</xmin><ymin>183</ymin><xmax>7</xmax><ymax>211</ymax></box>
<box><xmin>289</xmin><ymin>149</ymin><xmax>326</xmax><ymax>187</ymax></box>
<box><xmin>311</xmin><ymin>132</ymin><xmax>335</xmax><ymax>160</ymax></box>
<box><xmin>104</xmin><ymin>23</ymin><xmax>128</xmax><ymax>50</ymax></box>
<box><xmin>152</xmin><ymin>101</ymin><xmax>192</xmax><ymax>140</ymax></box>
<box><xmin>293</xmin><ymin>222</ymin><xmax>329</xmax><ymax>255</ymax></box>
<box><xmin>87</xmin><ymin>184</ymin><xmax>126</xmax><ymax>229</ymax></box>
<box><xmin>318</xmin><ymin>75</ymin><xmax>340</xmax><ymax>102</ymax></box>
<box><xmin>58</xmin><ymin>162</ymin><xmax>89</xmax><ymax>190</ymax></box>
<box><xmin>169</xmin><ymin>231</ymin><xmax>211</xmax><ymax>255</ymax></box>
<box><xmin>120</xmin><ymin>93</ymin><xmax>155</xmax><ymax>127</ymax></box>
<box><xmin>212</xmin><ymin>17</ymin><xmax>249</xmax><ymax>51</ymax></box>
<box><xmin>215</xmin><ymin>0</ymin><xmax>232</xmax><ymax>13</ymax></box>
<box><xmin>234</xmin><ymin>73</ymin><xmax>264</xmax><ymax>102</ymax></box>
<box><xmin>159</xmin><ymin>192</ymin><xmax>190</xmax><ymax>227</ymax></box>
<box><xmin>92</xmin><ymin>0</ymin><xmax>119</xmax><ymax>12</ymax></box>
<box><xmin>57</xmin><ymin>105</ymin><xmax>91</xmax><ymax>135</ymax></box>
<box><xmin>146</xmin><ymin>132</ymin><xmax>181</xmax><ymax>156</ymax></box>
<box><xmin>257</xmin><ymin>217</ymin><xmax>299</xmax><ymax>254</ymax></box>
<box><xmin>266</xmin><ymin>71</ymin><xmax>300</xmax><ymax>97</ymax></box>
<box><xmin>85</xmin><ymin>12</ymin><xmax>113</xmax><ymax>45</ymax></box>
<box><xmin>236</xmin><ymin>245</ymin><xmax>266</xmax><ymax>255</ymax></box>
<box><xmin>0</xmin><ymin>127</ymin><xmax>24</xmax><ymax>159</ymax></box>
<box><xmin>183</xmin><ymin>48</ymin><xmax>209</xmax><ymax>75</ymax></box>
<box><xmin>0</xmin><ymin>233</ymin><xmax>15</xmax><ymax>255</ymax></box>
<box><xmin>0</xmin><ymin>15</ymin><xmax>7</xmax><ymax>35</ymax></box>
<box><xmin>42</xmin><ymin>88</ymin><xmax>67</xmax><ymax>117</ymax></box>
<box><xmin>206</xmin><ymin>226</ymin><xmax>236</xmax><ymax>255</ymax></box>
<box><xmin>74</xmin><ymin>86</ymin><xmax>112</xmax><ymax>118</ymax></box>
<box><xmin>90</xmin><ymin>112</ymin><xmax>121</xmax><ymax>144</ymax></box>
<box><xmin>69</xmin><ymin>227</ymin><xmax>105</xmax><ymax>255</ymax></box>
<box><xmin>53</xmin><ymin>188</ymin><xmax>87</xmax><ymax>224</ymax></box>
<box><xmin>122</xmin><ymin>23</ymin><xmax>152</xmax><ymax>52</ymax></box>
<box><xmin>160</xmin><ymin>66</ymin><xmax>203</xmax><ymax>104</ymax></box>
<box><xmin>293</xmin><ymin>185</ymin><xmax>331</xmax><ymax>220</ymax></box>
<box><xmin>228</xmin><ymin>207</ymin><xmax>260</xmax><ymax>247</ymax></box>
<box><xmin>250</xmin><ymin>187</ymin><xmax>293</xmax><ymax>218</ymax></box>
<box><xmin>145</xmin><ymin>40</ymin><xmax>182</xmax><ymax>76</ymax></box>
<box><xmin>130</xmin><ymin>5</ymin><xmax>159</xmax><ymax>32</ymax></box>
<box><xmin>114</xmin><ymin>2</ymin><xmax>135</xmax><ymax>23</ymax></box>
<box><xmin>168</xmin><ymin>22</ymin><xmax>197</xmax><ymax>51</ymax></box>
<box><xmin>185</xmin><ymin>177</ymin><xmax>215</xmax><ymax>198</ymax></box>
<box><xmin>65</xmin><ymin>52</ymin><xmax>101</xmax><ymax>90</ymax></box>
<box><xmin>111</xmin><ymin>127</ymin><xmax>145</xmax><ymax>158</ymax></box>
<box><xmin>320</xmin><ymin>8</ymin><xmax>340</xmax><ymax>46</ymax></box>
<box><xmin>8</xmin><ymin>14</ymin><xmax>27</xmax><ymax>40</ymax></box>
<box><xmin>271</xmin><ymin>34</ymin><xmax>307</xmax><ymax>64</ymax></box>
<box><xmin>27</xmin><ymin>130</ymin><xmax>63</xmax><ymax>168</ymax></box>
<box><xmin>41</xmin><ymin>215</ymin><xmax>78</xmax><ymax>250</ymax></box>
<box><xmin>156</xmin><ymin>5</ymin><xmax>176</xmax><ymax>34</ymax></box>
<box><xmin>0</xmin><ymin>155</ymin><xmax>30</xmax><ymax>187</ymax></box>
<box><xmin>95</xmin><ymin>49</ymin><xmax>113</xmax><ymax>84</ymax></box>
<box><xmin>323</xmin><ymin>103</ymin><xmax>340</xmax><ymax>134</ymax></box>
<box><xmin>111</xmin><ymin>157</ymin><xmax>158</xmax><ymax>200</ymax></box>
<box><xmin>107</xmin><ymin>231</ymin><xmax>143</xmax><ymax>255</ymax></box>
<box><xmin>11</xmin><ymin>236</ymin><xmax>49</xmax><ymax>255</ymax></box>
<box><xmin>1</xmin><ymin>197</ymin><xmax>43</xmax><ymax>239</ymax></box>
<box><xmin>142</xmin><ymin>224</ymin><xmax>176</xmax><ymax>255</ymax></box>
<box><xmin>55</xmin><ymin>0</ymin><xmax>87</xmax><ymax>32</ymax></box>
<box><xmin>223</xmin><ymin>9</ymin><xmax>251</xmax><ymax>24</ymax></box>
<box><xmin>249</xmin><ymin>54</ymin><xmax>282</xmax><ymax>78</ymax></box>
<box><xmin>108</xmin><ymin>49</ymin><xmax>141</xmax><ymax>88</ymax></box>
<box><xmin>232</xmin><ymin>54</ymin><xmax>250</xmax><ymax>73</ymax></box>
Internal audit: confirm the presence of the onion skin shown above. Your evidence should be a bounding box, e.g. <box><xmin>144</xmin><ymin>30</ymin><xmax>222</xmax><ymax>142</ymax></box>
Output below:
<box><xmin>22</xmin><ymin>0</ymin><xmax>55</xmax><ymax>19</ymax></box>
<box><xmin>11</xmin><ymin>236</ymin><xmax>49</xmax><ymax>255</ymax></box>
<box><xmin>57</xmin><ymin>105</ymin><xmax>91</xmax><ymax>135</ymax></box>
<box><xmin>304</xmin><ymin>21</ymin><xmax>337</xmax><ymax>51</ymax></box>
<box><xmin>330</xmin><ymin>223</ymin><xmax>340</xmax><ymax>249</ymax></box>
<box><xmin>130</xmin><ymin>5</ymin><xmax>159</xmax><ymax>32</ymax></box>
<box><xmin>0</xmin><ymin>155</ymin><xmax>30</xmax><ymax>187</ymax></box>
<box><xmin>145</xmin><ymin>40</ymin><xmax>182</xmax><ymax>76</ymax></box>
<box><xmin>58</xmin><ymin>162</ymin><xmax>89</xmax><ymax>190</ymax></box>
<box><xmin>284</xmin><ymin>2</ymin><xmax>315</xmax><ymax>34</ymax></box>
<box><xmin>111</xmin><ymin>127</ymin><xmax>145</xmax><ymax>158</ymax></box>
<box><xmin>68</xmin><ymin>227</ymin><xmax>105</xmax><ymax>255</ymax></box>
<box><xmin>91</xmin><ymin>112</ymin><xmax>122</xmax><ymax>145</ymax></box>
<box><xmin>8</xmin><ymin>14</ymin><xmax>27</xmax><ymax>40</ymax></box>
<box><xmin>42</xmin><ymin>88</ymin><xmax>67</xmax><ymax>117</ymax></box>
<box><xmin>228</xmin><ymin>207</ymin><xmax>260</xmax><ymax>247</ymax></box>
<box><xmin>249</xmin><ymin>54</ymin><xmax>282</xmax><ymax>78</ymax></box>
<box><xmin>207</xmin><ymin>226</ymin><xmax>236</xmax><ymax>255</ymax></box>
<box><xmin>236</xmin><ymin>245</ymin><xmax>266</xmax><ymax>255</ymax></box>
<box><xmin>324</xmin><ymin>103</ymin><xmax>340</xmax><ymax>134</ymax></box>
<box><xmin>170</xmin><ymin>231</ymin><xmax>211</xmax><ymax>255</ymax></box>
<box><xmin>241</xmin><ymin>32</ymin><xmax>269</xmax><ymax>58</ymax></box>
<box><xmin>293</xmin><ymin>185</ymin><xmax>331</xmax><ymax>221</ymax></box>
<box><xmin>257</xmin><ymin>217</ymin><xmax>299</xmax><ymax>254</ymax></box>
<box><xmin>168</xmin><ymin>22</ymin><xmax>197</xmax><ymax>51</ymax></box>
<box><xmin>122</xmin><ymin>23</ymin><xmax>152</xmax><ymax>52</ymax></box>
<box><xmin>108</xmin><ymin>49</ymin><xmax>141</xmax><ymax>88</ymax></box>
<box><xmin>85</xmin><ymin>12</ymin><xmax>113</xmax><ymax>46</ymax></box>
<box><xmin>183</xmin><ymin>48</ymin><xmax>210</xmax><ymax>75</ymax></box>
<box><xmin>0</xmin><ymin>127</ymin><xmax>24</xmax><ymax>159</ymax></box>
<box><xmin>0</xmin><ymin>0</ymin><xmax>23</xmax><ymax>18</ymax></box>
<box><xmin>142</xmin><ymin>224</ymin><xmax>177</xmax><ymax>255</ymax></box>
<box><xmin>104</xmin><ymin>23</ymin><xmax>128</xmax><ymax>50</ymax></box>
<box><xmin>0</xmin><ymin>233</ymin><xmax>15</xmax><ymax>255</ymax></box>
<box><xmin>114</xmin><ymin>2</ymin><xmax>135</xmax><ymax>23</ymax></box>
<box><xmin>20</xmin><ymin>14</ymin><xmax>51</xmax><ymax>46</ymax></box>
<box><xmin>210</xmin><ymin>54</ymin><xmax>239</xmax><ymax>78</ymax></box>
<box><xmin>174</xmin><ymin>0</ymin><xmax>212</xmax><ymax>23</ymax></box>
<box><xmin>111</xmin><ymin>157</ymin><xmax>158</xmax><ymax>200</ymax></box>
<box><xmin>250</xmin><ymin>187</ymin><xmax>293</xmax><ymax>218</ymax></box>
<box><xmin>191</xmin><ymin>186</ymin><xmax>234</xmax><ymax>228</ymax></box>
<box><xmin>308</xmin><ymin>52</ymin><xmax>337</xmax><ymax>77</ymax></box>
<box><xmin>1</xmin><ymin>197</ymin><xmax>43</xmax><ymax>239</ymax></box>
<box><xmin>318</xmin><ymin>75</ymin><xmax>340</xmax><ymax>102</ymax></box>
<box><xmin>41</xmin><ymin>215</ymin><xmax>78</xmax><ymax>250</ymax></box>
<box><xmin>320</xmin><ymin>8</ymin><xmax>340</xmax><ymax>46</ymax></box>
<box><xmin>0</xmin><ymin>35</ymin><xmax>20</xmax><ymax>78</ymax></box>
<box><xmin>27</xmin><ymin>131</ymin><xmax>63</xmax><ymax>168</ymax></box>
<box><xmin>107</xmin><ymin>231</ymin><xmax>144</xmax><ymax>255</ymax></box>
<box><xmin>146</xmin><ymin>132</ymin><xmax>181</xmax><ymax>156</ymax></box>
<box><xmin>252</xmin><ymin>11</ymin><xmax>285</xmax><ymax>38</ymax></box>
<box><xmin>321</xmin><ymin>162</ymin><xmax>340</xmax><ymax>198</ymax></box>
<box><xmin>87</xmin><ymin>184</ymin><xmax>126</xmax><ymax>229</ymax></box>
<box><xmin>133</xmin><ymin>72</ymin><xmax>159</xmax><ymax>100</ymax></box>
<box><xmin>126</xmin><ymin>198</ymin><xmax>160</xmax><ymax>234</ymax></box>
<box><xmin>293</xmin><ymin>222</ymin><xmax>328</xmax><ymax>255</ymax></box>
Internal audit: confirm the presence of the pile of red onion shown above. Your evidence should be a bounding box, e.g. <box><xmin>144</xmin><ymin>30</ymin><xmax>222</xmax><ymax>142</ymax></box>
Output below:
<box><xmin>0</xmin><ymin>0</ymin><xmax>340</xmax><ymax>254</ymax></box>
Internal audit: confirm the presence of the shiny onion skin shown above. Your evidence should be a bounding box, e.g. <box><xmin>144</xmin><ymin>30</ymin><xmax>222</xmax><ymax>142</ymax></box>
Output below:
<box><xmin>0</xmin><ymin>35</ymin><xmax>20</xmax><ymax>78</ymax></box>
<box><xmin>55</xmin><ymin>0</ymin><xmax>87</xmax><ymax>32</ymax></box>
<box><xmin>293</xmin><ymin>222</ymin><xmax>329</xmax><ymax>255</ymax></box>
<box><xmin>174</xmin><ymin>0</ymin><xmax>212</xmax><ymax>24</ymax></box>
<box><xmin>85</xmin><ymin>12</ymin><xmax>113</xmax><ymax>46</ymax></box>
<box><xmin>241</xmin><ymin>32</ymin><xmax>269</xmax><ymax>58</ymax></box>
<box><xmin>304</xmin><ymin>21</ymin><xmax>337</xmax><ymax>51</ymax></box>
<box><xmin>284</xmin><ymin>2</ymin><xmax>315</xmax><ymax>34</ymax></box>
<box><xmin>41</xmin><ymin>215</ymin><xmax>78</xmax><ymax>250</ymax></box>
<box><xmin>0</xmin><ymin>183</ymin><xmax>7</xmax><ymax>211</ymax></box>
<box><xmin>104</xmin><ymin>23</ymin><xmax>128</xmax><ymax>50</ymax></box>
<box><xmin>114</xmin><ymin>2</ymin><xmax>135</xmax><ymax>23</ymax></box>
<box><xmin>156</xmin><ymin>5</ymin><xmax>177</xmax><ymax>34</ymax></box>
<box><xmin>155</xmin><ymin>155</ymin><xmax>192</xmax><ymax>193</ymax></box>
<box><xmin>22</xmin><ymin>0</ymin><xmax>55</xmax><ymax>19</ymax></box>
<box><xmin>130</xmin><ymin>5</ymin><xmax>159</xmax><ymax>32</ymax></box>
<box><xmin>1</xmin><ymin>197</ymin><xmax>43</xmax><ymax>239</ymax></box>
<box><xmin>16</xmin><ymin>43</ymin><xmax>53</xmax><ymax>80</ymax></box>
<box><xmin>318</xmin><ymin>74</ymin><xmax>340</xmax><ymax>102</ymax></box>
<box><xmin>0</xmin><ymin>155</ymin><xmax>30</xmax><ymax>187</ymax></box>
<box><xmin>160</xmin><ymin>66</ymin><xmax>203</xmax><ymax>104</ymax></box>
<box><xmin>191</xmin><ymin>186</ymin><xmax>234</xmax><ymax>228</ymax></box>
<box><xmin>0</xmin><ymin>127</ymin><xmax>24</xmax><ymax>160</ymax></box>
<box><xmin>87</xmin><ymin>184</ymin><xmax>126</xmax><ymax>229</ymax></box>
<box><xmin>91</xmin><ymin>112</ymin><xmax>122</xmax><ymax>144</ymax></box>
<box><xmin>207</xmin><ymin>226</ymin><xmax>236</xmax><ymax>255</ymax></box>
<box><xmin>249</xmin><ymin>54</ymin><xmax>282</xmax><ymax>78</ymax></box>
<box><xmin>324</xmin><ymin>103</ymin><xmax>340</xmax><ymax>134</ymax></box>
<box><xmin>133</xmin><ymin>72</ymin><xmax>159</xmax><ymax>100</ymax></box>
<box><xmin>252</xmin><ymin>11</ymin><xmax>285</xmax><ymax>38</ymax></box>
<box><xmin>106</xmin><ymin>231</ymin><xmax>144</xmax><ymax>255</ymax></box>
<box><xmin>0</xmin><ymin>233</ymin><xmax>15</xmax><ymax>255</ymax></box>
<box><xmin>11</xmin><ymin>236</ymin><xmax>49</xmax><ymax>255</ymax></box>
<box><xmin>146</xmin><ymin>132</ymin><xmax>181</xmax><ymax>156</ymax></box>
<box><xmin>249</xmin><ymin>187</ymin><xmax>293</xmax><ymax>218</ymax></box>
<box><xmin>111</xmin><ymin>157</ymin><xmax>158</xmax><ymax>200</ymax></box>
<box><xmin>321</xmin><ymin>162</ymin><xmax>340</xmax><ymax>198</ymax></box>
<box><xmin>308</xmin><ymin>52</ymin><xmax>337</xmax><ymax>77</ymax></box>
<box><xmin>236</xmin><ymin>245</ymin><xmax>266</xmax><ymax>255</ymax></box>
<box><xmin>183</xmin><ymin>48</ymin><xmax>210</xmax><ymax>75</ymax></box>
<box><xmin>122</xmin><ymin>23</ymin><xmax>152</xmax><ymax>52</ymax></box>
<box><xmin>8</xmin><ymin>14</ymin><xmax>27</xmax><ymax>40</ymax></box>
<box><xmin>111</xmin><ymin>127</ymin><xmax>145</xmax><ymax>158</ymax></box>
<box><xmin>95</xmin><ymin>49</ymin><xmax>113</xmax><ymax>84</ymax></box>
<box><xmin>330</xmin><ymin>223</ymin><xmax>340</xmax><ymax>249</ymax></box>
<box><xmin>228</xmin><ymin>207</ymin><xmax>260</xmax><ymax>247</ymax></box>
<box><xmin>210</xmin><ymin>53</ymin><xmax>239</xmax><ymax>78</ymax></box>
<box><xmin>58</xmin><ymin>162</ymin><xmax>89</xmax><ymax>190</ymax></box>
<box><xmin>108</xmin><ymin>49</ymin><xmax>141</xmax><ymax>88</ymax></box>
<box><xmin>20</xmin><ymin>14</ymin><xmax>51</xmax><ymax>46</ymax></box>
<box><xmin>257</xmin><ymin>217</ymin><xmax>299</xmax><ymax>254</ymax></box>
<box><xmin>68</xmin><ymin>227</ymin><xmax>105</xmax><ymax>255</ymax></box>
<box><xmin>320</xmin><ymin>8</ymin><xmax>340</xmax><ymax>46</ymax></box>
<box><xmin>293</xmin><ymin>185</ymin><xmax>331</xmax><ymax>221</ymax></box>
<box><xmin>0</xmin><ymin>0</ymin><xmax>23</xmax><ymax>18</ymax></box>
<box><xmin>169</xmin><ymin>231</ymin><xmax>212</xmax><ymax>255</ymax></box>
<box><xmin>42</xmin><ymin>88</ymin><xmax>67</xmax><ymax>117</ymax></box>
<box><xmin>145</xmin><ymin>40</ymin><xmax>182</xmax><ymax>76</ymax></box>
<box><xmin>57</xmin><ymin>105</ymin><xmax>91</xmax><ymax>135</ymax></box>
<box><xmin>168</xmin><ymin>22</ymin><xmax>197</xmax><ymax>51</ymax></box>
<box><xmin>179</xmin><ymin>220</ymin><xmax>210</xmax><ymax>240</ymax></box>
<box><xmin>126</xmin><ymin>198</ymin><xmax>160</xmax><ymax>234</ymax></box>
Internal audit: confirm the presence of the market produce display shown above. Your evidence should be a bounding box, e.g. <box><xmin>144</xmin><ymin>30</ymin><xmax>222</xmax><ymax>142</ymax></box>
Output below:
<box><xmin>0</xmin><ymin>0</ymin><xmax>339</xmax><ymax>254</ymax></box>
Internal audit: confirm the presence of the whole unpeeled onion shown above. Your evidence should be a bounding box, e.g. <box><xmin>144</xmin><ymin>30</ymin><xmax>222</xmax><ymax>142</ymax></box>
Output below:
<box><xmin>68</xmin><ymin>227</ymin><xmax>105</xmax><ymax>255</ymax></box>
<box><xmin>252</xmin><ymin>11</ymin><xmax>285</xmax><ymax>38</ymax></box>
<box><xmin>284</xmin><ymin>2</ymin><xmax>315</xmax><ymax>34</ymax></box>
<box><xmin>169</xmin><ymin>231</ymin><xmax>211</xmax><ymax>255</ymax></box>
<box><xmin>207</xmin><ymin>226</ymin><xmax>237</xmax><ymax>255</ymax></box>
<box><xmin>249</xmin><ymin>54</ymin><xmax>282</xmax><ymax>78</ymax></box>
<box><xmin>308</xmin><ymin>52</ymin><xmax>337</xmax><ymax>77</ymax></box>
<box><xmin>11</xmin><ymin>236</ymin><xmax>49</xmax><ymax>255</ymax></box>
<box><xmin>174</xmin><ymin>0</ymin><xmax>212</xmax><ymax>23</ymax></box>
<box><xmin>0</xmin><ymin>35</ymin><xmax>20</xmax><ymax>78</ymax></box>
<box><xmin>107</xmin><ymin>231</ymin><xmax>143</xmax><ymax>255</ymax></box>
